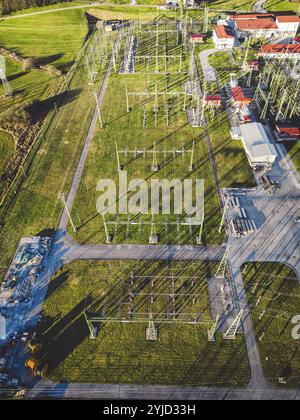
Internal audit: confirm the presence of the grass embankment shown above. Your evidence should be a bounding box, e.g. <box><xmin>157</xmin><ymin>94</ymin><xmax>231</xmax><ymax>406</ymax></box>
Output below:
<box><xmin>0</xmin><ymin>130</ymin><xmax>15</xmax><ymax>173</ymax></box>
<box><xmin>0</xmin><ymin>9</ymin><xmax>87</xmax><ymax>72</ymax></box>
<box><xmin>40</xmin><ymin>260</ymin><xmax>251</xmax><ymax>386</ymax></box>
<box><xmin>284</xmin><ymin>142</ymin><xmax>300</xmax><ymax>174</ymax></box>
<box><xmin>265</xmin><ymin>0</ymin><xmax>300</xmax><ymax>13</ymax></box>
<box><xmin>0</xmin><ymin>12</ymin><xmax>112</xmax><ymax>279</ymax></box>
<box><xmin>243</xmin><ymin>262</ymin><xmax>300</xmax><ymax>388</ymax></box>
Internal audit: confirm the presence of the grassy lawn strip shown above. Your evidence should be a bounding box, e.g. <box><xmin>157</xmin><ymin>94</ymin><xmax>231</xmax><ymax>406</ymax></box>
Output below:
<box><xmin>284</xmin><ymin>141</ymin><xmax>300</xmax><ymax>174</ymax></box>
<box><xmin>39</xmin><ymin>260</ymin><xmax>251</xmax><ymax>386</ymax></box>
<box><xmin>243</xmin><ymin>262</ymin><xmax>300</xmax><ymax>388</ymax></box>
<box><xmin>208</xmin><ymin>110</ymin><xmax>256</xmax><ymax>188</ymax></box>
<box><xmin>0</xmin><ymin>36</ymin><xmax>111</xmax><ymax>281</ymax></box>
<box><xmin>0</xmin><ymin>58</ymin><xmax>54</xmax><ymax>115</ymax></box>
<box><xmin>0</xmin><ymin>130</ymin><xmax>15</xmax><ymax>174</ymax></box>
<box><xmin>265</xmin><ymin>0</ymin><xmax>300</xmax><ymax>13</ymax></box>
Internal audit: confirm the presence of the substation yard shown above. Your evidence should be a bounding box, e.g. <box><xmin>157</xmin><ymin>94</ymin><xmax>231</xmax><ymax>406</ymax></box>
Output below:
<box><xmin>70</xmin><ymin>18</ymin><xmax>232</xmax><ymax>246</ymax></box>
<box><xmin>38</xmin><ymin>260</ymin><xmax>250</xmax><ymax>386</ymax></box>
<box><xmin>243</xmin><ymin>262</ymin><xmax>300</xmax><ymax>388</ymax></box>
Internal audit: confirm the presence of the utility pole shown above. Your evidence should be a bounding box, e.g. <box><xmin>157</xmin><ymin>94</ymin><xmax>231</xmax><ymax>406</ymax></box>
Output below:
<box><xmin>219</xmin><ymin>195</ymin><xmax>230</xmax><ymax>233</ymax></box>
<box><xmin>93</xmin><ymin>91</ymin><xmax>103</xmax><ymax>128</ymax></box>
<box><xmin>58</xmin><ymin>193</ymin><xmax>77</xmax><ymax>233</ymax></box>
<box><xmin>0</xmin><ymin>56</ymin><xmax>12</xmax><ymax>97</ymax></box>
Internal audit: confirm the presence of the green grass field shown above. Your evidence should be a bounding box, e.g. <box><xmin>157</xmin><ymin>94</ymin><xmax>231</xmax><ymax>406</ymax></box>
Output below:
<box><xmin>0</xmin><ymin>36</ymin><xmax>113</xmax><ymax>283</ymax></box>
<box><xmin>284</xmin><ymin>142</ymin><xmax>300</xmax><ymax>174</ymax></box>
<box><xmin>243</xmin><ymin>262</ymin><xmax>300</xmax><ymax>388</ymax></box>
<box><xmin>265</xmin><ymin>0</ymin><xmax>300</xmax><ymax>12</ymax></box>
<box><xmin>207</xmin><ymin>111</ymin><xmax>256</xmax><ymax>188</ymax></box>
<box><xmin>209</xmin><ymin>0</ymin><xmax>255</xmax><ymax>10</ymax></box>
<box><xmin>0</xmin><ymin>130</ymin><xmax>15</xmax><ymax>173</ymax></box>
<box><xmin>0</xmin><ymin>9</ymin><xmax>87</xmax><ymax>72</ymax></box>
<box><xmin>39</xmin><ymin>260</ymin><xmax>251</xmax><ymax>386</ymax></box>
<box><xmin>0</xmin><ymin>58</ymin><xmax>54</xmax><ymax>115</ymax></box>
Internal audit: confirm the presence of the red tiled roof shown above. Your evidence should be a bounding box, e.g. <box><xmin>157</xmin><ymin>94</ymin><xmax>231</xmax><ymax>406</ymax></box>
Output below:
<box><xmin>276</xmin><ymin>15</ymin><xmax>300</xmax><ymax>23</ymax></box>
<box><xmin>276</xmin><ymin>125</ymin><xmax>300</xmax><ymax>138</ymax></box>
<box><xmin>205</xmin><ymin>95</ymin><xmax>222</xmax><ymax>101</ymax></box>
<box><xmin>235</xmin><ymin>18</ymin><xmax>278</xmax><ymax>30</ymax></box>
<box><xmin>260</xmin><ymin>43</ymin><xmax>300</xmax><ymax>54</ymax></box>
<box><xmin>229</xmin><ymin>13</ymin><xmax>274</xmax><ymax>20</ymax></box>
<box><xmin>190</xmin><ymin>34</ymin><xmax>206</xmax><ymax>38</ymax></box>
<box><xmin>214</xmin><ymin>25</ymin><xmax>235</xmax><ymax>39</ymax></box>
<box><xmin>231</xmin><ymin>87</ymin><xmax>253</xmax><ymax>104</ymax></box>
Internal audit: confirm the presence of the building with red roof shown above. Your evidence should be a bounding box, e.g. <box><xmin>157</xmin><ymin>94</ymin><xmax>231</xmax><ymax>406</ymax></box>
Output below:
<box><xmin>231</xmin><ymin>87</ymin><xmax>253</xmax><ymax>107</ymax></box>
<box><xmin>213</xmin><ymin>25</ymin><xmax>236</xmax><ymax>49</ymax></box>
<box><xmin>204</xmin><ymin>95</ymin><xmax>222</xmax><ymax>108</ymax></box>
<box><xmin>227</xmin><ymin>13</ymin><xmax>300</xmax><ymax>39</ymax></box>
<box><xmin>275</xmin><ymin>125</ymin><xmax>300</xmax><ymax>141</ymax></box>
<box><xmin>189</xmin><ymin>34</ymin><xmax>206</xmax><ymax>44</ymax></box>
<box><xmin>259</xmin><ymin>43</ymin><xmax>300</xmax><ymax>59</ymax></box>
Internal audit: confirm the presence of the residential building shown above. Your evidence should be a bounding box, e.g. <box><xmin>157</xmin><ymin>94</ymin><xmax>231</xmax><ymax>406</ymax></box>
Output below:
<box><xmin>213</xmin><ymin>25</ymin><xmax>236</xmax><ymax>49</ymax></box>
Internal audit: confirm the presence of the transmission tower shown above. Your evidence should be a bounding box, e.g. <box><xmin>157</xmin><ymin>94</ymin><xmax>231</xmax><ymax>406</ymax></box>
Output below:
<box><xmin>149</xmin><ymin>214</ymin><xmax>159</xmax><ymax>244</ymax></box>
<box><xmin>58</xmin><ymin>193</ymin><xmax>77</xmax><ymax>233</ymax></box>
<box><xmin>223</xmin><ymin>310</ymin><xmax>244</xmax><ymax>340</ymax></box>
<box><xmin>84</xmin><ymin>312</ymin><xmax>98</xmax><ymax>340</ymax></box>
<box><xmin>0</xmin><ymin>56</ymin><xmax>12</xmax><ymax>97</ymax></box>
<box><xmin>203</xmin><ymin>2</ymin><xmax>209</xmax><ymax>33</ymax></box>
<box><xmin>208</xmin><ymin>314</ymin><xmax>220</xmax><ymax>342</ymax></box>
<box><xmin>146</xmin><ymin>313</ymin><xmax>158</xmax><ymax>341</ymax></box>
<box><xmin>215</xmin><ymin>247</ymin><xmax>230</xmax><ymax>279</ymax></box>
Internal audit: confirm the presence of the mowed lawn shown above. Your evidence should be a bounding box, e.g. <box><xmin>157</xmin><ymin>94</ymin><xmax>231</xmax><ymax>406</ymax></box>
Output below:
<box><xmin>208</xmin><ymin>111</ymin><xmax>256</xmax><ymax>189</ymax></box>
<box><xmin>265</xmin><ymin>0</ymin><xmax>300</xmax><ymax>12</ymax></box>
<box><xmin>0</xmin><ymin>9</ymin><xmax>87</xmax><ymax>72</ymax></box>
<box><xmin>243</xmin><ymin>262</ymin><xmax>300</xmax><ymax>388</ymax></box>
<box><xmin>284</xmin><ymin>141</ymin><xmax>300</xmax><ymax>174</ymax></box>
<box><xmin>39</xmin><ymin>260</ymin><xmax>251</xmax><ymax>386</ymax></box>
<box><xmin>0</xmin><ymin>130</ymin><xmax>15</xmax><ymax>173</ymax></box>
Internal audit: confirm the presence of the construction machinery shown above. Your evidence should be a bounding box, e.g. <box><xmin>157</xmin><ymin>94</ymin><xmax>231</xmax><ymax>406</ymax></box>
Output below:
<box><xmin>25</xmin><ymin>358</ymin><xmax>48</xmax><ymax>378</ymax></box>
<box><xmin>27</xmin><ymin>340</ymin><xmax>42</xmax><ymax>355</ymax></box>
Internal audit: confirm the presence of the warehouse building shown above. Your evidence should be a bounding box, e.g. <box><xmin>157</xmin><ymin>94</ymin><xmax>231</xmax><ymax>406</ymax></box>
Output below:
<box><xmin>240</xmin><ymin>123</ymin><xmax>278</xmax><ymax>168</ymax></box>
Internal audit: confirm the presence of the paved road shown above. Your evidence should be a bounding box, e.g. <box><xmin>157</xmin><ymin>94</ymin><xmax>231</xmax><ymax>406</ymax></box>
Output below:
<box><xmin>199</xmin><ymin>49</ymin><xmax>219</xmax><ymax>83</ymax></box>
<box><xmin>253</xmin><ymin>0</ymin><xmax>267</xmax><ymax>13</ymax></box>
<box><xmin>0</xmin><ymin>3</ymin><xmax>100</xmax><ymax>20</ymax></box>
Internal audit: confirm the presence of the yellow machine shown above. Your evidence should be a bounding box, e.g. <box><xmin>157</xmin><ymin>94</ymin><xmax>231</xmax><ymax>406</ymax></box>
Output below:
<box><xmin>27</xmin><ymin>340</ymin><xmax>42</xmax><ymax>354</ymax></box>
<box><xmin>25</xmin><ymin>358</ymin><xmax>48</xmax><ymax>378</ymax></box>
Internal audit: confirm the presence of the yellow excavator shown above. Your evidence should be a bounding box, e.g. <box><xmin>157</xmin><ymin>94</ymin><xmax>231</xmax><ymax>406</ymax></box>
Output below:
<box><xmin>25</xmin><ymin>358</ymin><xmax>48</xmax><ymax>378</ymax></box>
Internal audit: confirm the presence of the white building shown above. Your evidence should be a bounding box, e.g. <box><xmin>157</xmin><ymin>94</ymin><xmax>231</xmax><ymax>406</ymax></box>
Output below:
<box><xmin>276</xmin><ymin>15</ymin><xmax>300</xmax><ymax>37</ymax></box>
<box><xmin>213</xmin><ymin>25</ymin><xmax>236</xmax><ymax>49</ymax></box>
<box><xmin>227</xmin><ymin>13</ymin><xmax>300</xmax><ymax>39</ymax></box>
<box><xmin>240</xmin><ymin>123</ymin><xmax>278</xmax><ymax>167</ymax></box>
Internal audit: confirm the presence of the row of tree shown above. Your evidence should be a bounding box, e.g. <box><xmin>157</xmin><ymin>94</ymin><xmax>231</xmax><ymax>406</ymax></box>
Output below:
<box><xmin>0</xmin><ymin>0</ymin><xmax>74</xmax><ymax>16</ymax></box>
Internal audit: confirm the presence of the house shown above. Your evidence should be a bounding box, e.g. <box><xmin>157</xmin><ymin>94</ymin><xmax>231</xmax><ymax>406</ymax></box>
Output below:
<box><xmin>246</xmin><ymin>60</ymin><xmax>259</xmax><ymax>71</ymax></box>
<box><xmin>231</xmin><ymin>86</ymin><xmax>253</xmax><ymax>107</ymax></box>
<box><xmin>204</xmin><ymin>95</ymin><xmax>222</xmax><ymax>108</ymax></box>
<box><xmin>240</xmin><ymin>123</ymin><xmax>278</xmax><ymax>168</ymax></box>
<box><xmin>275</xmin><ymin>125</ymin><xmax>300</xmax><ymax>141</ymax></box>
<box><xmin>276</xmin><ymin>15</ymin><xmax>300</xmax><ymax>37</ymax></box>
<box><xmin>259</xmin><ymin>43</ymin><xmax>300</xmax><ymax>59</ymax></box>
<box><xmin>190</xmin><ymin>34</ymin><xmax>206</xmax><ymax>44</ymax></box>
<box><xmin>227</xmin><ymin>13</ymin><xmax>300</xmax><ymax>39</ymax></box>
<box><xmin>213</xmin><ymin>25</ymin><xmax>236</xmax><ymax>49</ymax></box>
